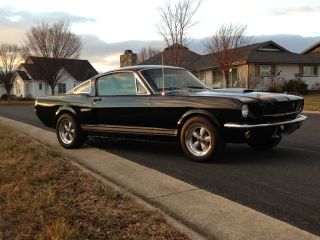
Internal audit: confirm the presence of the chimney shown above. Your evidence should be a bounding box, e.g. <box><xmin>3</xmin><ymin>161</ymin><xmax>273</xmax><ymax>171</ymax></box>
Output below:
<box><xmin>120</xmin><ymin>50</ymin><xmax>137</xmax><ymax>68</ymax></box>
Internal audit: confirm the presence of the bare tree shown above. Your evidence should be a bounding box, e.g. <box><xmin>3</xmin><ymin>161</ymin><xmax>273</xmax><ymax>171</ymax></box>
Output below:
<box><xmin>237</xmin><ymin>69</ymin><xmax>260</xmax><ymax>89</ymax></box>
<box><xmin>23</xmin><ymin>20</ymin><xmax>81</xmax><ymax>95</ymax></box>
<box><xmin>206</xmin><ymin>24</ymin><xmax>250</xmax><ymax>88</ymax></box>
<box><xmin>158</xmin><ymin>0</ymin><xmax>201</xmax><ymax>66</ymax></box>
<box><xmin>0</xmin><ymin>43</ymin><xmax>21</xmax><ymax>101</ymax></box>
<box><xmin>138</xmin><ymin>46</ymin><xmax>162</xmax><ymax>63</ymax></box>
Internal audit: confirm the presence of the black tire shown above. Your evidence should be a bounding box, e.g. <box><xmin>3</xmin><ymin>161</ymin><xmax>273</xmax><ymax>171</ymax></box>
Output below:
<box><xmin>247</xmin><ymin>136</ymin><xmax>281</xmax><ymax>150</ymax></box>
<box><xmin>56</xmin><ymin>113</ymin><xmax>84</xmax><ymax>148</ymax></box>
<box><xmin>180</xmin><ymin>116</ymin><xmax>225</xmax><ymax>162</ymax></box>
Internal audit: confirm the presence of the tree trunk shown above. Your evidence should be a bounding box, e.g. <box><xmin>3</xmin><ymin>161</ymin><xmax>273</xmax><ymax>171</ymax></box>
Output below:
<box><xmin>223</xmin><ymin>69</ymin><xmax>230</xmax><ymax>88</ymax></box>
<box><xmin>50</xmin><ymin>85</ymin><xmax>55</xmax><ymax>95</ymax></box>
<box><xmin>6</xmin><ymin>89</ymin><xmax>11</xmax><ymax>102</ymax></box>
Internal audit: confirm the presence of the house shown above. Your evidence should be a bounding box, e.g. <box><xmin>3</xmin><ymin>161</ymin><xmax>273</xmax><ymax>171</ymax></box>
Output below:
<box><xmin>136</xmin><ymin>41</ymin><xmax>320</xmax><ymax>90</ymax></box>
<box><xmin>11</xmin><ymin>56</ymin><xmax>98</xmax><ymax>98</ymax></box>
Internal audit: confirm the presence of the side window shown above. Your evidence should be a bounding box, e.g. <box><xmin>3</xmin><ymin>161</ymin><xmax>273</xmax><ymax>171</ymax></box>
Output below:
<box><xmin>72</xmin><ymin>80</ymin><xmax>92</xmax><ymax>94</ymax></box>
<box><xmin>136</xmin><ymin>79</ymin><xmax>148</xmax><ymax>94</ymax></box>
<box><xmin>97</xmin><ymin>72</ymin><xmax>142</xmax><ymax>96</ymax></box>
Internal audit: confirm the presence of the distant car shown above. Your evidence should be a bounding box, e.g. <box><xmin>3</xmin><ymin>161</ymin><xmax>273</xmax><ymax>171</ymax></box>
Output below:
<box><xmin>35</xmin><ymin>65</ymin><xmax>306</xmax><ymax>162</ymax></box>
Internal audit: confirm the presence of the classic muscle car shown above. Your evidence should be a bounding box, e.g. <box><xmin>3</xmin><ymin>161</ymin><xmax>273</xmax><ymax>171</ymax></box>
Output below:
<box><xmin>35</xmin><ymin>65</ymin><xmax>307</xmax><ymax>162</ymax></box>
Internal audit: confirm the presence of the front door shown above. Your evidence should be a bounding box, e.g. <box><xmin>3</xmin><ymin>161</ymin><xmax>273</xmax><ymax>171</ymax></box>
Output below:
<box><xmin>89</xmin><ymin>71</ymin><xmax>152</xmax><ymax>135</ymax></box>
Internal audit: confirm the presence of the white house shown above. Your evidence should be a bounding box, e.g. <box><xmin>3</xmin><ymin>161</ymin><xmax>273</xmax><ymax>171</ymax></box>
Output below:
<box><xmin>9</xmin><ymin>56</ymin><xmax>98</xmax><ymax>99</ymax></box>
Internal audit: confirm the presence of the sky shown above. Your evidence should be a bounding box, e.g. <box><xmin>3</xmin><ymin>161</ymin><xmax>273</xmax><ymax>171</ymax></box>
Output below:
<box><xmin>0</xmin><ymin>0</ymin><xmax>320</xmax><ymax>71</ymax></box>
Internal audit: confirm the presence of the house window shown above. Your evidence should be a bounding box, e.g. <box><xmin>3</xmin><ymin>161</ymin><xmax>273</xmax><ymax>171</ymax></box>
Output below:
<box><xmin>58</xmin><ymin>83</ymin><xmax>66</xmax><ymax>94</ymax></box>
<box><xmin>39</xmin><ymin>83</ymin><xmax>42</xmax><ymax>90</ymax></box>
<box><xmin>212</xmin><ymin>70</ymin><xmax>223</xmax><ymax>83</ymax></box>
<box><xmin>255</xmin><ymin>65</ymin><xmax>276</xmax><ymax>77</ymax></box>
<box><xmin>299</xmin><ymin>65</ymin><xmax>318</xmax><ymax>77</ymax></box>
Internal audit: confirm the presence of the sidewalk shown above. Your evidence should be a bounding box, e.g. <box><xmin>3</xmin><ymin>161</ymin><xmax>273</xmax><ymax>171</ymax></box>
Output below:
<box><xmin>1</xmin><ymin>116</ymin><xmax>319</xmax><ymax>240</ymax></box>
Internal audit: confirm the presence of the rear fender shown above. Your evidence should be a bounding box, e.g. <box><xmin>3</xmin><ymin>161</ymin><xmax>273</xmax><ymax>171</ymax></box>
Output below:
<box><xmin>55</xmin><ymin>106</ymin><xmax>77</xmax><ymax>122</ymax></box>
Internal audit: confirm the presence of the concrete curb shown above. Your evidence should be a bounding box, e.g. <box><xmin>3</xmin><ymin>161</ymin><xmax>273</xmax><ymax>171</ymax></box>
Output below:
<box><xmin>1</xmin><ymin>116</ymin><xmax>319</xmax><ymax>240</ymax></box>
<box><xmin>303</xmin><ymin>111</ymin><xmax>320</xmax><ymax>114</ymax></box>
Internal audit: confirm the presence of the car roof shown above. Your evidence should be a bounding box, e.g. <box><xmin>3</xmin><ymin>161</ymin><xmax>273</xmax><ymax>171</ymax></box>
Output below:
<box><xmin>92</xmin><ymin>65</ymin><xmax>187</xmax><ymax>79</ymax></box>
<box><xmin>111</xmin><ymin>65</ymin><xmax>186</xmax><ymax>72</ymax></box>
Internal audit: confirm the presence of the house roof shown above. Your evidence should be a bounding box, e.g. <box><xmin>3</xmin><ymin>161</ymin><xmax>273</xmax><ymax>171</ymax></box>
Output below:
<box><xmin>140</xmin><ymin>41</ymin><xmax>320</xmax><ymax>71</ymax></box>
<box><xmin>301</xmin><ymin>41</ymin><xmax>320</xmax><ymax>54</ymax></box>
<box><xmin>27</xmin><ymin>56</ymin><xmax>98</xmax><ymax>81</ymax></box>
<box><xmin>246</xmin><ymin>41</ymin><xmax>320</xmax><ymax>64</ymax></box>
<box><xmin>139</xmin><ymin>44</ymin><xmax>201</xmax><ymax>70</ymax></box>
<box><xmin>191</xmin><ymin>42</ymin><xmax>265</xmax><ymax>70</ymax></box>
<box><xmin>20</xmin><ymin>63</ymin><xmax>45</xmax><ymax>80</ymax></box>
<box><xmin>16</xmin><ymin>70</ymin><xmax>31</xmax><ymax>81</ymax></box>
<box><xmin>19</xmin><ymin>56</ymin><xmax>98</xmax><ymax>81</ymax></box>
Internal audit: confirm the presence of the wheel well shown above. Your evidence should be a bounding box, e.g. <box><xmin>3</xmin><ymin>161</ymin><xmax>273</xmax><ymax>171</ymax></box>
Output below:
<box><xmin>177</xmin><ymin>113</ymin><xmax>221</xmax><ymax>137</ymax></box>
<box><xmin>55</xmin><ymin>109</ymin><xmax>76</xmax><ymax>127</ymax></box>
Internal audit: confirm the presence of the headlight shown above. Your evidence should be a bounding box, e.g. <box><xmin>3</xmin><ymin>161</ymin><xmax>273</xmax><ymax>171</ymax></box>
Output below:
<box><xmin>241</xmin><ymin>104</ymin><xmax>249</xmax><ymax>118</ymax></box>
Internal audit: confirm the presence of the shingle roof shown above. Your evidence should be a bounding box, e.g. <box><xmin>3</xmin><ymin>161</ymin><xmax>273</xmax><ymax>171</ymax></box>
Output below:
<box><xmin>28</xmin><ymin>56</ymin><xmax>98</xmax><ymax>81</ymax></box>
<box><xmin>20</xmin><ymin>63</ymin><xmax>45</xmax><ymax>80</ymax></box>
<box><xmin>139</xmin><ymin>45</ymin><xmax>201</xmax><ymax>70</ymax></box>
<box><xmin>247</xmin><ymin>51</ymin><xmax>320</xmax><ymax>64</ymax></box>
<box><xmin>19</xmin><ymin>56</ymin><xmax>98</xmax><ymax>81</ymax></box>
<box><xmin>16</xmin><ymin>70</ymin><xmax>31</xmax><ymax>81</ymax></box>
<box><xmin>245</xmin><ymin>41</ymin><xmax>320</xmax><ymax>64</ymax></box>
<box><xmin>301</xmin><ymin>41</ymin><xmax>320</xmax><ymax>54</ymax></box>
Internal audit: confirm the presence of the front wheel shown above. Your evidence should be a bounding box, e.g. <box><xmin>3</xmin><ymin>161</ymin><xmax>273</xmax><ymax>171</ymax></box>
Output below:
<box><xmin>56</xmin><ymin>113</ymin><xmax>84</xmax><ymax>148</ymax></box>
<box><xmin>180</xmin><ymin>116</ymin><xmax>225</xmax><ymax>162</ymax></box>
<box><xmin>247</xmin><ymin>136</ymin><xmax>281</xmax><ymax>150</ymax></box>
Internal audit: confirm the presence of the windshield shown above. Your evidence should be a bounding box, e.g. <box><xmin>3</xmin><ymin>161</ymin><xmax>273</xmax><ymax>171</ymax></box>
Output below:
<box><xmin>140</xmin><ymin>68</ymin><xmax>208</xmax><ymax>92</ymax></box>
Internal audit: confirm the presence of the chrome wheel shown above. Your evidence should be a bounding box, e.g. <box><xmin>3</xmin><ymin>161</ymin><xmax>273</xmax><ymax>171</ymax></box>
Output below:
<box><xmin>185</xmin><ymin>124</ymin><xmax>212</xmax><ymax>157</ymax></box>
<box><xmin>58</xmin><ymin>118</ymin><xmax>75</xmax><ymax>145</ymax></box>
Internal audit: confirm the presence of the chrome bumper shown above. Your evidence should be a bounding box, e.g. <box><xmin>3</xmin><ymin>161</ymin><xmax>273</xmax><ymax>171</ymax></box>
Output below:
<box><xmin>224</xmin><ymin>114</ymin><xmax>307</xmax><ymax>129</ymax></box>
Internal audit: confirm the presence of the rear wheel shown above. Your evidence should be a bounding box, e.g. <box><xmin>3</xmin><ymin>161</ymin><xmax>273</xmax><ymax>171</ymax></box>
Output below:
<box><xmin>56</xmin><ymin>113</ymin><xmax>84</xmax><ymax>148</ymax></box>
<box><xmin>247</xmin><ymin>136</ymin><xmax>281</xmax><ymax>150</ymax></box>
<box><xmin>180</xmin><ymin>116</ymin><xmax>225</xmax><ymax>162</ymax></box>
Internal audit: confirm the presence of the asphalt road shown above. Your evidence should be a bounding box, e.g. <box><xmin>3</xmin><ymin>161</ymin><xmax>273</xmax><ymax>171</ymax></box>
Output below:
<box><xmin>1</xmin><ymin>104</ymin><xmax>320</xmax><ymax>236</ymax></box>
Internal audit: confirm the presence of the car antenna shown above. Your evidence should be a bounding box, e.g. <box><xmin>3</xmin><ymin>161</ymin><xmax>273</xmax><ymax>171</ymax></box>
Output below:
<box><xmin>161</xmin><ymin>51</ymin><xmax>165</xmax><ymax>96</ymax></box>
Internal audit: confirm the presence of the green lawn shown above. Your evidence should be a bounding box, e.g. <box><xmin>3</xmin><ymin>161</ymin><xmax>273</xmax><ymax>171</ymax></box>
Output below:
<box><xmin>303</xmin><ymin>92</ymin><xmax>320</xmax><ymax>112</ymax></box>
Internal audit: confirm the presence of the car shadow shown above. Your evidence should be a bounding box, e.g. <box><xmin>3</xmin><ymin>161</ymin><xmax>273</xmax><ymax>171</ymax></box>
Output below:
<box><xmin>87</xmin><ymin>137</ymin><xmax>311</xmax><ymax>167</ymax></box>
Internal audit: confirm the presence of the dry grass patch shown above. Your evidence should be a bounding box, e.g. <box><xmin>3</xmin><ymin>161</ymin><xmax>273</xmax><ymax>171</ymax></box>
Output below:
<box><xmin>0</xmin><ymin>125</ymin><xmax>189</xmax><ymax>240</ymax></box>
<box><xmin>304</xmin><ymin>92</ymin><xmax>320</xmax><ymax>112</ymax></box>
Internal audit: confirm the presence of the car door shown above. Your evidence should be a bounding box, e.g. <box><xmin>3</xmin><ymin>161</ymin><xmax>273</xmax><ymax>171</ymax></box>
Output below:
<box><xmin>90</xmin><ymin>71</ymin><xmax>152</xmax><ymax>135</ymax></box>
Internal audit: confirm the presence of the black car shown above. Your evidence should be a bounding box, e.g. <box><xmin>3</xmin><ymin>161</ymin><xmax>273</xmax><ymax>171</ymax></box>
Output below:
<box><xmin>35</xmin><ymin>65</ymin><xmax>306</xmax><ymax>162</ymax></box>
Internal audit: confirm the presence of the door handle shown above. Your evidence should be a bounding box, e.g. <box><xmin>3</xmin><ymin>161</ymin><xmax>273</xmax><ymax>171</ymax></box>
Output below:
<box><xmin>92</xmin><ymin>97</ymin><xmax>101</xmax><ymax>102</ymax></box>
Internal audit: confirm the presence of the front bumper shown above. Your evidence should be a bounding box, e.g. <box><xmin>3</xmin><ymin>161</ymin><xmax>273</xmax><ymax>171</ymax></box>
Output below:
<box><xmin>224</xmin><ymin>114</ymin><xmax>307</xmax><ymax>129</ymax></box>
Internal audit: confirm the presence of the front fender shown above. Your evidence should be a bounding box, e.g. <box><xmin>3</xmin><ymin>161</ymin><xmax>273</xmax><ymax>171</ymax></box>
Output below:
<box><xmin>177</xmin><ymin>109</ymin><xmax>222</xmax><ymax>129</ymax></box>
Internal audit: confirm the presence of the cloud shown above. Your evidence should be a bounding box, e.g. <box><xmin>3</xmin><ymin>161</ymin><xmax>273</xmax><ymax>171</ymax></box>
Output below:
<box><xmin>80</xmin><ymin>34</ymin><xmax>168</xmax><ymax>71</ymax></box>
<box><xmin>272</xmin><ymin>5</ymin><xmax>320</xmax><ymax>15</ymax></box>
<box><xmin>0</xmin><ymin>7</ymin><xmax>94</xmax><ymax>28</ymax></box>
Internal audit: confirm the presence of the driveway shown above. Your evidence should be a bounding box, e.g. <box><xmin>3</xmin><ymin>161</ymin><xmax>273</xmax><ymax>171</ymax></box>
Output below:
<box><xmin>0</xmin><ymin>104</ymin><xmax>319</xmax><ymax>236</ymax></box>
